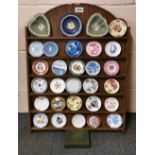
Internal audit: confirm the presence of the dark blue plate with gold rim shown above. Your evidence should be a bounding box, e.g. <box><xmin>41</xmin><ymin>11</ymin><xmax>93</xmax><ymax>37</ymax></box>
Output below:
<box><xmin>60</xmin><ymin>14</ymin><xmax>82</xmax><ymax>37</ymax></box>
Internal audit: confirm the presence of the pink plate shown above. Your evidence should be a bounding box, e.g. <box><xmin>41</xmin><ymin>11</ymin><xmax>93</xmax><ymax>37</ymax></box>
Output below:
<box><xmin>103</xmin><ymin>60</ymin><xmax>120</xmax><ymax>76</ymax></box>
<box><xmin>86</xmin><ymin>41</ymin><xmax>102</xmax><ymax>57</ymax></box>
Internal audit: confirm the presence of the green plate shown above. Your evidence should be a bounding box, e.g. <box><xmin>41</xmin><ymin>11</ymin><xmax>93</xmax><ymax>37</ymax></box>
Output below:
<box><xmin>28</xmin><ymin>13</ymin><xmax>51</xmax><ymax>37</ymax></box>
<box><xmin>86</xmin><ymin>13</ymin><xmax>109</xmax><ymax>37</ymax></box>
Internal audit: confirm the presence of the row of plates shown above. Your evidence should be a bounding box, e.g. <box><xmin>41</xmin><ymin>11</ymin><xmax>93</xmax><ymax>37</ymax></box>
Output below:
<box><xmin>29</xmin><ymin>41</ymin><xmax>121</xmax><ymax>58</ymax></box>
<box><xmin>31</xmin><ymin>78</ymin><xmax>120</xmax><ymax>94</ymax></box>
<box><xmin>28</xmin><ymin>13</ymin><xmax>127</xmax><ymax>38</ymax></box>
<box><xmin>34</xmin><ymin>96</ymin><xmax>119</xmax><ymax>112</ymax></box>
<box><xmin>32</xmin><ymin>59</ymin><xmax>120</xmax><ymax>77</ymax></box>
<box><xmin>33</xmin><ymin>113</ymin><xmax>123</xmax><ymax>129</ymax></box>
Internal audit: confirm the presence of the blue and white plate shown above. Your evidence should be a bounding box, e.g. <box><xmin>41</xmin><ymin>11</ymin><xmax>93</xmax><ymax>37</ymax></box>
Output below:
<box><xmin>66</xmin><ymin>40</ymin><xmax>83</xmax><ymax>57</ymax></box>
<box><xmin>43</xmin><ymin>41</ymin><xmax>59</xmax><ymax>57</ymax></box>
<box><xmin>51</xmin><ymin>60</ymin><xmax>67</xmax><ymax>76</ymax></box>
<box><xmin>66</xmin><ymin>77</ymin><xmax>82</xmax><ymax>94</ymax></box>
<box><xmin>60</xmin><ymin>14</ymin><xmax>82</xmax><ymax>37</ymax></box>
<box><xmin>85</xmin><ymin>61</ymin><xmax>101</xmax><ymax>76</ymax></box>
<box><xmin>51</xmin><ymin>113</ymin><xmax>67</xmax><ymax>128</ymax></box>
<box><xmin>105</xmin><ymin>41</ymin><xmax>121</xmax><ymax>57</ymax></box>
<box><xmin>29</xmin><ymin>41</ymin><xmax>44</xmax><ymax>57</ymax></box>
<box><xmin>107</xmin><ymin>113</ymin><xmax>123</xmax><ymax>129</ymax></box>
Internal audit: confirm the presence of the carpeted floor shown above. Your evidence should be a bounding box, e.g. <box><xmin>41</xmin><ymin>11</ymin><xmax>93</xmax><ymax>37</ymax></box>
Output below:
<box><xmin>18</xmin><ymin>113</ymin><xmax>136</xmax><ymax>155</ymax></box>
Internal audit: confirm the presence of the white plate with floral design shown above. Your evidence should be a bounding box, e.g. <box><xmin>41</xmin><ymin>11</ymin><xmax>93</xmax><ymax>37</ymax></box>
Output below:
<box><xmin>33</xmin><ymin>113</ymin><xmax>48</xmax><ymax>128</ymax></box>
<box><xmin>50</xmin><ymin>78</ymin><xmax>65</xmax><ymax>94</ymax></box>
<box><xmin>31</xmin><ymin>78</ymin><xmax>48</xmax><ymax>94</ymax></box>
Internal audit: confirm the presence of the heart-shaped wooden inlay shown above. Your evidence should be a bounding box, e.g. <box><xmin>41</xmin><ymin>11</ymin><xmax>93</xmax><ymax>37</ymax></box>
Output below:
<box><xmin>28</xmin><ymin>13</ymin><xmax>51</xmax><ymax>37</ymax></box>
<box><xmin>86</xmin><ymin>13</ymin><xmax>109</xmax><ymax>37</ymax></box>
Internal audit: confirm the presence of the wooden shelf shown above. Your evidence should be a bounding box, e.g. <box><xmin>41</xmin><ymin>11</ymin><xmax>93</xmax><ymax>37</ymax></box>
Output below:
<box><xmin>28</xmin><ymin>35</ymin><xmax>128</xmax><ymax>40</ymax></box>
<box><xmin>30</xmin><ymin>92</ymin><xmax>125</xmax><ymax>97</ymax></box>
<box><xmin>29</xmin><ymin>73</ymin><xmax>126</xmax><ymax>79</ymax></box>
<box><xmin>30</xmin><ymin>109</ymin><xmax>125</xmax><ymax>114</ymax></box>
<box><xmin>26</xmin><ymin>3</ymin><xmax>129</xmax><ymax>132</ymax></box>
<box><xmin>28</xmin><ymin>56</ymin><xmax>127</xmax><ymax>60</ymax></box>
<box><xmin>31</xmin><ymin>126</ymin><xmax>124</xmax><ymax>131</ymax></box>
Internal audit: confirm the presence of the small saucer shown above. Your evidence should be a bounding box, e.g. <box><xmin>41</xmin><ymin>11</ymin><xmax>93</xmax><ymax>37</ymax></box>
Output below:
<box><xmin>29</xmin><ymin>41</ymin><xmax>44</xmax><ymax>57</ymax></box>
<box><xmin>109</xmin><ymin>19</ymin><xmax>127</xmax><ymax>38</ymax></box>
<box><xmin>72</xmin><ymin>114</ymin><xmax>86</xmax><ymax>128</ymax></box>
<box><xmin>43</xmin><ymin>41</ymin><xmax>59</xmax><ymax>57</ymax></box>
<box><xmin>50</xmin><ymin>78</ymin><xmax>65</xmax><ymax>94</ymax></box>
<box><xmin>83</xmin><ymin>78</ymin><xmax>99</xmax><ymax>94</ymax></box>
<box><xmin>34</xmin><ymin>96</ymin><xmax>49</xmax><ymax>111</ymax></box>
<box><xmin>103</xmin><ymin>60</ymin><xmax>120</xmax><ymax>76</ymax></box>
<box><xmin>66</xmin><ymin>77</ymin><xmax>82</xmax><ymax>94</ymax></box>
<box><xmin>32</xmin><ymin>60</ymin><xmax>49</xmax><ymax>76</ymax></box>
<box><xmin>66</xmin><ymin>40</ymin><xmax>83</xmax><ymax>57</ymax></box>
<box><xmin>87</xmin><ymin>115</ymin><xmax>101</xmax><ymax>128</ymax></box>
<box><xmin>104</xmin><ymin>79</ymin><xmax>120</xmax><ymax>94</ymax></box>
<box><xmin>105</xmin><ymin>41</ymin><xmax>121</xmax><ymax>57</ymax></box>
<box><xmin>107</xmin><ymin>113</ymin><xmax>123</xmax><ymax>129</ymax></box>
<box><xmin>85</xmin><ymin>96</ymin><xmax>101</xmax><ymax>112</ymax></box>
<box><xmin>51</xmin><ymin>60</ymin><xmax>67</xmax><ymax>76</ymax></box>
<box><xmin>69</xmin><ymin>60</ymin><xmax>85</xmax><ymax>76</ymax></box>
<box><xmin>31</xmin><ymin>78</ymin><xmax>48</xmax><ymax>94</ymax></box>
<box><xmin>33</xmin><ymin>113</ymin><xmax>48</xmax><ymax>128</ymax></box>
<box><xmin>67</xmin><ymin>96</ymin><xmax>82</xmax><ymax>111</ymax></box>
<box><xmin>86</xmin><ymin>41</ymin><xmax>102</xmax><ymax>57</ymax></box>
<box><xmin>51</xmin><ymin>97</ymin><xmax>66</xmax><ymax>112</ymax></box>
<box><xmin>104</xmin><ymin>97</ymin><xmax>119</xmax><ymax>112</ymax></box>
<box><xmin>51</xmin><ymin>113</ymin><xmax>67</xmax><ymax>128</ymax></box>
<box><xmin>85</xmin><ymin>61</ymin><xmax>101</xmax><ymax>76</ymax></box>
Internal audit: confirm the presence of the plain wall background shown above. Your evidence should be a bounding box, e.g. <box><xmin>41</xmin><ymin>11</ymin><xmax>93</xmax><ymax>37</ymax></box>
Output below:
<box><xmin>18</xmin><ymin>0</ymin><xmax>136</xmax><ymax>112</ymax></box>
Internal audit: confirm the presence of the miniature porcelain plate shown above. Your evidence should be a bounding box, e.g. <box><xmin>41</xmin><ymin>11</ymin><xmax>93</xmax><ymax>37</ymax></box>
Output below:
<box><xmin>104</xmin><ymin>97</ymin><xmax>119</xmax><ymax>112</ymax></box>
<box><xmin>109</xmin><ymin>19</ymin><xmax>127</xmax><ymax>38</ymax></box>
<box><xmin>50</xmin><ymin>78</ymin><xmax>65</xmax><ymax>94</ymax></box>
<box><xmin>43</xmin><ymin>41</ymin><xmax>59</xmax><ymax>57</ymax></box>
<box><xmin>69</xmin><ymin>60</ymin><xmax>85</xmax><ymax>76</ymax></box>
<box><xmin>103</xmin><ymin>60</ymin><xmax>120</xmax><ymax>76</ymax></box>
<box><xmin>31</xmin><ymin>77</ymin><xmax>48</xmax><ymax>94</ymax></box>
<box><xmin>86</xmin><ymin>96</ymin><xmax>101</xmax><ymax>112</ymax></box>
<box><xmin>60</xmin><ymin>14</ymin><xmax>82</xmax><ymax>37</ymax></box>
<box><xmin>33</xmin><ymin>113</ymin><xmax>48</xmax><ymax>128</ymax></box>
<box><xmin>66</xmin><ymin>40</ymin><xmax>83</xmax><ymax>57</ymax></box>
<box><xmin>51</xmin><ymin>60</ymin><xmax>67</xmax><ymax>76</ymax></box>
<box><xmin>34</xmin><ymin>96</ymin><xmax>49</xmax><ymax>111</ymax></box>
<box><xmin>32</xmin><ymin>59</ymin><xmax>49</xmax><ymax>76</ymax></box>
<box><xmin>29</xmin><ymin>41</ymin><xmax>44</xmax><ymax>57</ymax></box>
<box><xmin>72</xmin><ymin>114</ymin><xmax>86</xmax><ymax>128</ymax></box>
<box><xmin>107</xmin><ymin>113</ymin><xmax>123</xmax><ymax>129</ymax></box>
<box><xmin>86</xmin><ymin>41</ymin><xmax>102</xmax><ymax>57</ymax></box>
<box><xmin>87</xmin><ymin>115</ymin><xmax>101</xmax><ymax>128</ymax></box>
<box><xmin>51</xmin><ymin>97</ymin><xmax>66</xmax><ymax>112</ymax></box>
<box><xmin>51</xmin><ymin>113</ymin><xmax>67</xmax><ymax>128</ymax></box>
<box><xmin>83</xmin><ymin>78</ymin><xmax>99</xmax><ymax>94</ymax></box>
<box><xmin>85</xmin><ymin>61</ymin><xmax>101</xmax><ymax>76</ymax></box>
<box><xmin>105</xmin><ymin>41</ymin><xmax>121</xmax><ymax>57</ymax></box>
<box><xmin>67</xmin><ymin>96</ymin><xmax>82</xmax><ymax>111</ymax></box>
<box><xmin>66</xmin><ymin>77</ymin><xmax>82</xmax><ymax>94</ymax></box>
<box><xmin>104</xmin><ymin>79</ymin><xmax>120</xmax><ymax>94</ymax></box>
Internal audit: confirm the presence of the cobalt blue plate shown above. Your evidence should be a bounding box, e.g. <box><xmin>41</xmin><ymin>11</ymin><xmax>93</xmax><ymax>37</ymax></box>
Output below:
<box><xmin>60</xmin><ymin>14</ymin><xmax>82</xmax><ymax>37</ymax></box>
<box><xmin>66</xmin><ymin>40</ymin><xmax>83</xmax><ymax>57</ymax></box>
<box><xmin>43</xmin><ymin>41</ymin><xmax>59</xmax><ymax>57</ymax></box>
